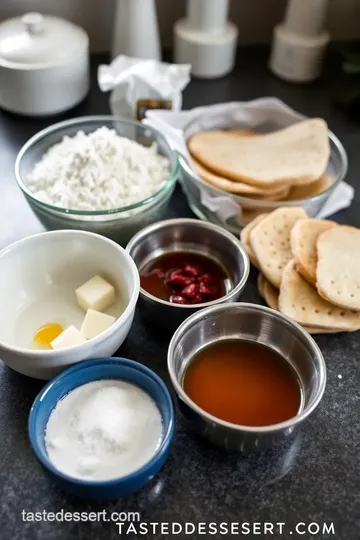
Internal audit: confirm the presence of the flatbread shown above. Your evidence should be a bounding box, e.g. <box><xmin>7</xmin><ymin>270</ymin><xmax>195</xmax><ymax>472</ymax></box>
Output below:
<box><xmin>250</xmin><ymin>207</ymin><xmax>307</xmax><ymax>288</ymax></box>
<box><xmin>191</xmin><ymin>156</ymin><xmax>290</xmax><ymax>199</ymax></box>
<box><xmin>188</xmin><ymin>119</ymin><xmax>329</xmax><ymax>188</ymax></box>
<box><xmin>240</xmin><ymin>208</ymin><xmax>271</xmax><ymax>226</ymax></box>
<box><xmin>279</xmin><ymin>260</ymin><xmax>360</xmax><ymax>330</ymax></box>
<box><xmin>305</xmin><ymin>326</ymin><xmax>343</xmax><ymax>334</ymax></box>
<box><xmin>240</xmin><ymin>214</ymin><xmax>267</xmax><ymax>268</ymax></box>
<box><xmin>287</xmin><ymin>175</ymin><xmax>332</xmax><ymax>201</ymax></box>
<box><xmin>316</xmin><ymin>226</ymin><xmax>360</xmax><ymax>311</ymax></box>
<box><xmin>258</xmin><ymin>272</ymin><xmax>279</xmax><ymax>310</ymax></box>
<box><xmin>290</xmin><ymin>219</ymin><xmax>337</xmax><ymax>285</ymax></box>
<box><xmin>229</xmin><ymin>129</ymin><xmax>256</xmax><ymax>136</ymax></box>
<box><xmin>257</xmin><ymin>272</ymin><xmax>339</xmax><ymax>334</ymax></box>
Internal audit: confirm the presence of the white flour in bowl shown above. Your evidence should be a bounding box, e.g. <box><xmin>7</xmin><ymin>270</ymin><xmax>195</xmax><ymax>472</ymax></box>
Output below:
<box><xmin>27</xmin><ymin>127</ymin><xmax>170</xmax><ymax>211</ymax></box>
<box><xmin>45</xmin><ymin>379</ymin><xmax>163</xmax><ymax>481</ymax></box>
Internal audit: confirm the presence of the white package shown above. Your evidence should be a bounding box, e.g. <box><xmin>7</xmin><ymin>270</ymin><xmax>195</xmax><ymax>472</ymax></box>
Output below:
<box><xmin>144</xmin><ymin>98</ymin><xmax>353</xmax><ymax>222</ymax></box>
<box><xmin>98</xmin><ymin>55</ymin><xmax>191</xmax><ymax>120</ymax></box>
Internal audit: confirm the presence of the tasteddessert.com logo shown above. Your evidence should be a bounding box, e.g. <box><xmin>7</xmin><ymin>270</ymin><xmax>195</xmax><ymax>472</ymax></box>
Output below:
<box><xmin>21</xmin><ymin>512</ymin><xmax>335</xmax><ymax>536</ymax></box>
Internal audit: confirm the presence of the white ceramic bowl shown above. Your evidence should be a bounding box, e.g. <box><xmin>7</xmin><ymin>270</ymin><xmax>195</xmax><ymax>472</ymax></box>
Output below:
<box><xmin>0</xmin><ymin>230</ymin><xmax>140</xmax><ymax>379</ymax></box>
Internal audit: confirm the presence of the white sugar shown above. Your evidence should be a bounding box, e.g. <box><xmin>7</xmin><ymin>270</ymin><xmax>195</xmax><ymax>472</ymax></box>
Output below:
<box><xmin>45</xmin><ymin>379</ymin><xmax>162</xmax><ymax>481</ymax></box>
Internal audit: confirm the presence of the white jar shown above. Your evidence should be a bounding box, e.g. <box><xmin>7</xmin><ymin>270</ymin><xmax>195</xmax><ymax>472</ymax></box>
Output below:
<box><xmin>0</xmin><ymin>13</ymin><xmax>90</xmax><ymax>116</ymax></box>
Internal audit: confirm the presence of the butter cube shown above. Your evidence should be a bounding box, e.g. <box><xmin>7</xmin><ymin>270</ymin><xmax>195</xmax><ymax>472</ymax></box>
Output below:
<box><xmin>51</xmin><ymin>326</ymin><xmax>86</xmax><ymax>350</ymax></box>
<box><xmin>75</xmin><ymin>275</ymin><xmax>115</xmax><ymax>313</ymax></box>
<box><xmin>81</xmin><ymin>309</ymin><xmax>116</xmax><ymax>339</ymax></box>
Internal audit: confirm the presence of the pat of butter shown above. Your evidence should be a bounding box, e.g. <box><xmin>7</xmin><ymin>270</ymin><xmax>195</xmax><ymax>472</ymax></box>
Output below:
<box><xmin>81</xmin><ymin>309</ymin><xmax>116</xmax><ymax>339</ymax></box>
<box><xmin>76</xmin><ymin>275</ymin><xmax>115</xmax><ymax>313</ymax></box>
<box><xmin>51</xmin><ymin>326</ymin><xmax>86</xmax><ymax>350</ymax></box>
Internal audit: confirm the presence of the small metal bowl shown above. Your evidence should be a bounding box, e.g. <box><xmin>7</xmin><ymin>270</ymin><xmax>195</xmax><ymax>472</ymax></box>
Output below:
<box><xmin>168</xmin><ymin>303</ymin><xmax>326</xmax><ymax>452</ymax></box>
<box><xmin>126</xmin><ymin>218</ymin><xmax>250</xmax><ymax>330</ymax></box>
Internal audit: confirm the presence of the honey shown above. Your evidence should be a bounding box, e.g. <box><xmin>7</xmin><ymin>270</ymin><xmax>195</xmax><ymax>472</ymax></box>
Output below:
<box><xmin>183</xmin><ymin>339</ymin><xmax>302</xmax><ymax>427</ymax></box>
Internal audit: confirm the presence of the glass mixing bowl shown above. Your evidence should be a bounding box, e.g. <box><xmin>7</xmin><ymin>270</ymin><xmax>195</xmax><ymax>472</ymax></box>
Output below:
<box><xmin>15</xmin><ymin>117</ymin><xmax>179</xmax><ymax>245</ymax></box>
<box><xmin>180</xmin><ymin>130</ymin><xmax>348</xmax><ymax>235</ymax></box>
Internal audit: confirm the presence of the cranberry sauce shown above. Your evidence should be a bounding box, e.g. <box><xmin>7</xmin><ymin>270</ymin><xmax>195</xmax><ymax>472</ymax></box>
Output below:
<box><xmin>140</xmin><ymin>251</ymin><xmax>229</xmax><ymax>305</ymax></box>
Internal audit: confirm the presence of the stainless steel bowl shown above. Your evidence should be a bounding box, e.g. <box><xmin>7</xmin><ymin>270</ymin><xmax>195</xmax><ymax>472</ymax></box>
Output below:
<box><xmin>126</xmin><ymin>218</ymin><xmax>249</xmax><ymax>330</ymax></box>
<box><xmin>168</xmin><ymin>303</ymin><xmax>326</xmax><ymax>452</ymax></box>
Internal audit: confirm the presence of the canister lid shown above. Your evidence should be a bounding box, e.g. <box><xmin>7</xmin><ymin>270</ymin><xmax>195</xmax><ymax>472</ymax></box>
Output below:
<box><xmin>0</xmin><ymin>13</ymin><xmax>89</xmax><ymax>69</ymax></box>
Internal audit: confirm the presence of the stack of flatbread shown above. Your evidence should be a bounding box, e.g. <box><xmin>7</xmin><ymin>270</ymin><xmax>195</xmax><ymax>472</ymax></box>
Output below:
<box><xmin>240</xmin><ymin>207</ymin><xmax>360</xmax><ymax>334</ymax></box>
<box><xmin>188</xmin><ymin>119</ymin><xmax>332</xmax><ymax>204</ymax></box>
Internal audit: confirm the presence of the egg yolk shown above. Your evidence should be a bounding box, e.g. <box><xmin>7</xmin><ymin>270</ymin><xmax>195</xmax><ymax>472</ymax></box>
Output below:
<box><xmin>32</xmin><ymin>323</ymin><xmax>63</xmax><ymax>349</ymax></box>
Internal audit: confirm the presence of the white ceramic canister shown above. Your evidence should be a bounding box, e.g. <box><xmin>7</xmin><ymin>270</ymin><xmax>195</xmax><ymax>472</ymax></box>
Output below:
<box><xmin>0</xmin><ymin>13</ymin><xmax>90</xmax><ymax>116</ymax></box>
<box><xmin>269</xmin><ymin>0</ymin><xmax>330</xmax><ymax>83</ymax></box>
<box><xmin>112</xmin><ymin>0</ymin><xmax>161</xmax><ymax>61</ymax></box>
<box><xmin>174</xmin><ymin>0</ymin><xmax>238</xmax><ymax>79</ymax></box>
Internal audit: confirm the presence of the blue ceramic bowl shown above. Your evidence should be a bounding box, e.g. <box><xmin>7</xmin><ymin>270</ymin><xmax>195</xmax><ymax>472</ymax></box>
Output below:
<box><xmin>28</xmin><ymin>357</ymin><xmax>175</xmax><ymax>500</ymax></box>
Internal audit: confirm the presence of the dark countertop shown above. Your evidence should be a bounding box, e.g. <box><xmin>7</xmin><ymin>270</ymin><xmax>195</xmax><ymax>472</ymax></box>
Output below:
<box><xmin>0</xmin><ymin>51</ymin><xmax>359</xmax><ymax>540</ymax></box>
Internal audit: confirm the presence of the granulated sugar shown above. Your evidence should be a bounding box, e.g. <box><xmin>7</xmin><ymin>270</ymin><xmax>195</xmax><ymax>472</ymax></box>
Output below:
<box><xmin>45</xmin><ymin>379</ymin><xmax>163</xmax><ymax>481</ymax></box>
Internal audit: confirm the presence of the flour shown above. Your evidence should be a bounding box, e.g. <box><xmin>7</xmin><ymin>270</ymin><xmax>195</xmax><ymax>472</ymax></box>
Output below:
<box><xmin>45</xmin><ymin>380</ymin><xmax>163</xmax><ymax>481</ymax></box>
<box><xmin>27</xmin><ymin>127</ymin><xmax>170</xmax><ymax>211</ymax></box>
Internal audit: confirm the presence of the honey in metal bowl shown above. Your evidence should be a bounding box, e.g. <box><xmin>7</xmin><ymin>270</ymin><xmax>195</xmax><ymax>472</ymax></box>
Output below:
<box><xmin>183</xmin><ymin>339</ymin><xmax>302</xmax><ymax>427</ymax></box>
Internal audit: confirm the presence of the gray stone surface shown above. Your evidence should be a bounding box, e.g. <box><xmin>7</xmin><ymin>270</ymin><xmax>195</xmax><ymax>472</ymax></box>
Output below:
<box><xmin>0</xmin><ymin>51</ymin><xmax>359</xmax><ymax>539</ymax></box>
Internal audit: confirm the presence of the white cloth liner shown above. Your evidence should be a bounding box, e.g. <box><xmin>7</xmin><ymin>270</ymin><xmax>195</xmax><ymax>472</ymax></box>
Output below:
<box><xmin>144</xmin><ymin>98</ymin><xmax>354</xmax><ymax>220</ymax></box>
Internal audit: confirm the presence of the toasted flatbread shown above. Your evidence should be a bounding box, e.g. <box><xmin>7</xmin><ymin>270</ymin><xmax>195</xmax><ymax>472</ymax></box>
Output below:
<box><xmin>257</xmin><ymin>273</ymin><xmax>279</xmax><ymax>310</ymax></box>
<box><xmin>279</xmin><ymin>260</ymin><xmax>360</xmax><ymax>330</ymax></box>
<box><xmin>188</xmin><ymin>119</ymin><xmax>329</xmax><ymax>188</ymax></box>
<box><xmin>287</xmin><ymin>175</ymin><xmax>332</xmax><ymax>201</ymax></box>
<box><xmin>240</xmin><ymin>214</ymin><xmax>267</xmax><ymax>268</ymax></box>
<box><xmin>290</xmin><ymin>218</ymin><xmax>337</xmax><ymax>285</ymax></box>
<box><xmin>250</xmin><ymin>207</ymin><xmax>307</xmax><ymax>288</ymax></box>
<box><xmin>316</xmin><ymin>226</ymin><xmax>360</xmax><ymax>311</ymax></box>
<box><xmin>257</xmin><ymin>273</ymin><xmax>340</xmax><ymax>334</ymax></box>
<box><xmin>191</xmin><ymin>156</ymin><xmax>290</xmax><ymax>199</ymax></box>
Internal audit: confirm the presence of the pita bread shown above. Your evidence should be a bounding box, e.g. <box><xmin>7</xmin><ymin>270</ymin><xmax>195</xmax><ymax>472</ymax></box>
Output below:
<box><xmin>279</xmin><ymin>260</ymin><xmax>360</xmax><ymax>330</ymax></box>
<box><xmin>316</xmin><ymin>226</ymin><xmax>360</xmax><ymax>311</ymax></box>
<box><xmin>290</xmin><ymin>219</ymin><xmax>337</xmax><ymax>285</ymax></box>
<box><xmin>305</xmin><ymin>326</ymin><xmax>343</xmax><ymax>334</ymax></box>
<box><xmin>240</xmin><ymin>214</ymin><xmax>267</xmax><ymax>268</ymax></box>
<box><xmin>287</xmin><ymin>175</ymin><xmax>332</xmax><ymax>201</ymax></box>
<box><xmin>229</xmin><ymin>129</ymin><xmax>256</xmax><ymax>136</ymax></box>
<box><xmin>188</xmin><ymin>119</ymin><xmax>329</xmax><ymax>188</ymax></box>
<box><xmin>258</xmin><ymin>272</ymin><xmax>343</xmax><ymax>334</ymax></box>
<box><xmin>250</xmin><ymin>207</ymin><xmax>307</xmax><ymax>288</ymax></box>
<box><xmin>191</xmin><ymin>156</ymin><xmax>290</xmax><ymax>199</ymax></box>
<box><xmin>258</xmin><ymin>273</ymin><xmax>279</xmax><ymax>310</ymax></box>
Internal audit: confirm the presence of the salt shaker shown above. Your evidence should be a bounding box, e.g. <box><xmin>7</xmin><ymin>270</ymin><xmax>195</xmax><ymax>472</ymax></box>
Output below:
<box><xmin>112</xmin><ymin>0</ymin><xmax>161</xmax><ymax>61</ymax></box>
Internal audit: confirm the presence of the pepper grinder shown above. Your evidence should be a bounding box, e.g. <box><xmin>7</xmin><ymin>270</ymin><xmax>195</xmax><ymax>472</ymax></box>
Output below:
<box><xmin>269</xmin><ymin>0</ymin><xmax>330</xmax><ymax>82</ymax></box>
<box><xmin>112</xmin><ymin>0</ymin><xmax>161</xmax><ymax>60</ymax></box>
<box><xmin>174</xmin><ymin>0</ymin><xmax>238</xmax><ymax>79</ymax></box>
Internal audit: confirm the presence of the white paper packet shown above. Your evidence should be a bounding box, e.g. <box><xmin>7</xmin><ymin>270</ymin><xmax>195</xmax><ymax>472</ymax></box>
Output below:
<box><xmin>144</xmin><ymin>98</ymin><xmax>353</xmax><ymax>225</ymax></box>
<box><xmin>98</xmin><ymin>55</ymin><xmax>191</xmax><ymax>120</ymax></box>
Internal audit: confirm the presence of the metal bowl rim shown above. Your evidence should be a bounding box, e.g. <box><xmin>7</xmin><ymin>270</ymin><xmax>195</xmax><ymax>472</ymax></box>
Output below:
<box><xmin>126</xmin><ymin>218</ymin><xmax>250</xmax><ymax>309</ymax></box>
<box><xmin>167</xmin><ymin>302</ymin><xmax>327</xmax><ymax>432</ymax></box>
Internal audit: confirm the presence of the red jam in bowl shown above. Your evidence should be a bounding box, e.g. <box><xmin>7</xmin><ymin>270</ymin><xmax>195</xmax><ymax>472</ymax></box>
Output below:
<box><xmin>140</xmin><ymin>252</ymin><xmax>229</xmax><ymax>305</ymax></box>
